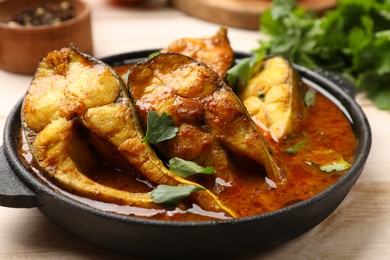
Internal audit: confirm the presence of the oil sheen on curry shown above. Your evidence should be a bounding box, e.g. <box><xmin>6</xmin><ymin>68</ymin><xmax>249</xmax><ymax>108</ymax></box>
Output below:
<box><xmin>19</xmin><ymin>29</ymin><xmax>357</xmax><ymax>221</ymax></box>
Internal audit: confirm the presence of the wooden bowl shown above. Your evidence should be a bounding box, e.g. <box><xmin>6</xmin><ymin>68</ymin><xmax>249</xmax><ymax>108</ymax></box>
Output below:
<box><xmin>0</xmin><ymin>0</ymin><xmax>93</xmax><ymax>75</ymax></box>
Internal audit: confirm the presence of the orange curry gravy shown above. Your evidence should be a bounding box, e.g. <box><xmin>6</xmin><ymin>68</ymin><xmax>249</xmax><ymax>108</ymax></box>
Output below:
<box><xmin>19</xmin><ymin>64</ymin><xmax>357</xmax><ymax>222</ymax></box>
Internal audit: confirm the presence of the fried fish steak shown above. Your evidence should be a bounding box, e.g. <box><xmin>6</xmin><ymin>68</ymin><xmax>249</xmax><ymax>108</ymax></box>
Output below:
<box><xmin>161</xmin><ymin>26</ymin><xmax>234</xmax><ymax>79</ymax></box>
<box><xmin>128</xmin><ymin>53</ymin><xmax>286</xmax><ymax>190</ymax></box>
<box><xmin>239</xmin><ymin>56</ymin><xmax>307</xmax><ymax>141</ymax></box>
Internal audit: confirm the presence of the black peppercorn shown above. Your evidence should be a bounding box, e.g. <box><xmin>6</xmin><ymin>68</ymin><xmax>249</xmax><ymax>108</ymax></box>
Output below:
<box><xmin>3</xmin><ymin>1</ymin><xmax>76</xmax><ymax>27</ymax></box>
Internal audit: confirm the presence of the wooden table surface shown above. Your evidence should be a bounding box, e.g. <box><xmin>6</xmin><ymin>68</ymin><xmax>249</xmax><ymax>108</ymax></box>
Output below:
<box><xmin>1</xmin><ymin>0</ymin><xmax>389</xmax><ymax>259</ymax></box>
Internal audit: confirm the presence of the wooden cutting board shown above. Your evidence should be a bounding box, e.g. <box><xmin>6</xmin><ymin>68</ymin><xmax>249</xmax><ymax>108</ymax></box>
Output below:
<box><xmin>170</xmin><ymin>0</ymin><xmax>337</xmax><ymax>30</ymax></box>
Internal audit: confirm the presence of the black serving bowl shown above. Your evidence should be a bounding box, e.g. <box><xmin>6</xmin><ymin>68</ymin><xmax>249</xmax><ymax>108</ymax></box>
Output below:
<box><xmin>0</xmin><ymin>50</ymin><xmax>371</xmax><ymax>259</ymax></box>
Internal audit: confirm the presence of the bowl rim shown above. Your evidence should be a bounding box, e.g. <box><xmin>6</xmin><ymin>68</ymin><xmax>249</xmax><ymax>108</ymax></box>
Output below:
<box><xmin>0</xmin><ymin>0</ymin><xmax>90</xmax><ymax>32</ymax></box>
<box><xmin>3</xmin><ymin>50</ymin><xmax>372</xmax><ymax>228</ymax></box>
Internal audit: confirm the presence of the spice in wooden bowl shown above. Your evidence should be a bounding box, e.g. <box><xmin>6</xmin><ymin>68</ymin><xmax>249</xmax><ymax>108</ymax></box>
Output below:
<box><xmin>0</xmin><ymin>0</ymin><xmax>93</xmax><ymax>75</ymax></box>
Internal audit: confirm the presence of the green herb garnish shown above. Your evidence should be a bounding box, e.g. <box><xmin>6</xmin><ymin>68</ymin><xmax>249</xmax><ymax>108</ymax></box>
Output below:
<box><xmin>305</xmin><ymin>149</ymin><xmax>352</xmax><ymax>172</ymax></box>
<box><xmin>256</xmin><ymin>0</ymin><xmax>390</xmax><ymax>110</ymax></box>
<box><xmin>142</xmin><ymin>110</ymin><xmax>178</xmax><ymax>144</ymax></box>
<box><xmin>320</xmin><ymin>160</ymin><xmax>351</xmax><ymax>172</ymax></box>
<box><xmin>286</xmin><ymin>140</ymin><xmax>307</xmax><ymax>154</ymax></box>
<box><xmin>304</xmin><ymin>89</ymin><xmax>316</xmax><ymax>107</ymax></box>
<box><xmin>148</xmin><ymin>51</ymin><xmax>160</xmax><ymax>59</ymax></box>
<box><xmin>226</xmin><ymin>53</ymin><xmax>263</xmax><ymax>91</ymax></box>
<box><xmin>150</xmin><ymin>184</ymin><xmax>205</xmax><ymax>207</ymax></box>
<box><xmin>168</xmin><ymin>157</ymin><xmax>215</xmax><ymax>178</ymax></box>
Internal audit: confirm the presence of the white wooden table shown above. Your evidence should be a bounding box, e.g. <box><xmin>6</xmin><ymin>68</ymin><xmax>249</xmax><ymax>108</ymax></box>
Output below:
<box><xmin>1</xmin><ymin>0</ymin><xmax>389</xmax><ymax>259</ymax></box>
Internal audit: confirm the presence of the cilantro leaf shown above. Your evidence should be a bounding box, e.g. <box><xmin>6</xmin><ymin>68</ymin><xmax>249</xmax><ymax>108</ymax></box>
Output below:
<box><xmin>226</xmin><ymin>54</ymin><xmax>263</xmax><ymax>91</ymax></box>
<box><xmin>368</xmin><ymin>87</ymin><xmax>390</xmax><ymax>110</ymax></box>
<box><xmin>320</xmin><ymin>160</ymin><xmax>351</xmax><ymax>172</ymax></box>
<box><xmin>150</xmin><ymin>185</ymin><xmax>204</xmax><ymax>207</ymax></box>
<box><xmin>271</xmin><ymin>0</ymin><xmax>296</xmax><ymax>20</ymax></box>
<box><xmin>148</xmin><ymin>51</ymin><xmax>160</xmax><ymax>59</ymax></box>
<box><xmin>142</xmin><ymin>110</ymin><xmax>178</xmax><ymax>144</ymax></box>
<box><xmin>286</xmin><ymin>140</ymin><xmax>307</xmax><ymax>154</ymax></box>
<box><xmin>168</xmin><ymin>157</ymin><xmax>215</xmax><ymax>178</ymax></box>
<box><xmin>304</xmin><ymin>149</ymin><xmax>352</xmax><ymax>173</ymax></box>
<box><xmin>304</xmin><ymin>89</ymin><xmax>316</xmax><ymax>108</ymax></box>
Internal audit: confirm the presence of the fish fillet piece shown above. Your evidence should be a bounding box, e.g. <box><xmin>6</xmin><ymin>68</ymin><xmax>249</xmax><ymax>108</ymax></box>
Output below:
<box><xmin>161</xmin><ymin>26</ymin><xmax>234</xmax><ymax>78</ymax></box>
<box><xmin>128</xmin><ymin>53</ymin><xmax>286</xmax><ymax>186</ymax></box>
<box><xmin>239</xmin><ymin>56</ymin><xmax>307</xmax><ymax>141</ymax></box>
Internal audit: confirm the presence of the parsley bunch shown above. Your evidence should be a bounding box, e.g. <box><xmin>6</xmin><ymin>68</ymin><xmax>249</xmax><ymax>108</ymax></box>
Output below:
<box><xmin>256</xmin><ymin>0</ymin><xmax>390</xmax><ymax>110</ymax></box>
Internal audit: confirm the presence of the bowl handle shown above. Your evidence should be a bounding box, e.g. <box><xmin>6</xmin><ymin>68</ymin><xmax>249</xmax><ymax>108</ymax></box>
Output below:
<box><xmin>0</xmin><ymin>146</ymin><xmax>38</xmax><ymax>208</ymax></box>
